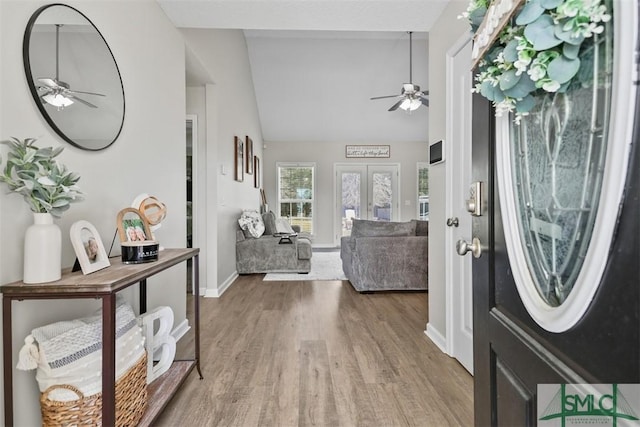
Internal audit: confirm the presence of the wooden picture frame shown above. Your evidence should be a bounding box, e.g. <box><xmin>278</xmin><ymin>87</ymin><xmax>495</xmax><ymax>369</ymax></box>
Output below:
<box><xmin>70</xmin><ymin>220</ymin><xmax>110</xmax><ymax>275</ymax></box>
<box><xmin>246</xmin><ymin>136</ymin><xmax>254</xmax><ymax>174</ymax></box>
<box><xmin>234</xmin><ymin>136</ymin><xmax>244</xmax><ymax>182</ymax></box>
<box><xmin>116</xmin><ymin>207</ymin><xmax>154</xmax><ymax>243</ymax></box>
<box><xmin>254</xmin><ymin>156</ymin><xmax>260</xmax><ymax>188</ymax></box>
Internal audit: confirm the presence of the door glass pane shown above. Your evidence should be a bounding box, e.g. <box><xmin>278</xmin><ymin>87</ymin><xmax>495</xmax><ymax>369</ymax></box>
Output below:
<box><xmin>418</xmin><ymin>164</ymin><xmax>429</xmax><ymax>220</ymax></box>
<box><xmin>509</xmin><ymin>25</ymin><xmax>613</xmax><ymax>306</ymax></box>
<box><xmin>372</xmin><ymin>172</ymin><xmax>392</xmax><ymax>221</ymax></box>
<box><xmin>341</xmin><ymin>172</ymin><xmax>361</xmax><ymax>236</ymax></box>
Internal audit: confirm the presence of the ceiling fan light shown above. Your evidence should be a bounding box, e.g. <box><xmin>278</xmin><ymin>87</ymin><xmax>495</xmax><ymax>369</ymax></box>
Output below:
<box><xmin>43</xmin><ymin>93</ymin><xmax>73</xmax><ymax>108</ymax></box>
<box><xmin>399</xmin><ymin>97</ymin><xmax>422</xmax><ymax>112</ymax></box>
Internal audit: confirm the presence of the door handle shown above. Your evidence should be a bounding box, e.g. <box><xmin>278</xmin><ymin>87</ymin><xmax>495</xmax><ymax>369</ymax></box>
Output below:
<box><xmin>446</xmin><ymin>217</ymin><xmax>459</xmax><ymax>227</ymax></box>
<box><xmin>456</xmin><ymin>237</ymin><xmax>482</xmax><ymax>258</ymax></box>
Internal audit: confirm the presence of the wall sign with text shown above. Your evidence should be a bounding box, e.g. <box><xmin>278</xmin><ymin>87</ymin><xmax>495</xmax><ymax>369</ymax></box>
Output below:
<box><xmin>345</xmin><ymin>145</ymin><xmax>390</xmax><ymax>158</ymax></box>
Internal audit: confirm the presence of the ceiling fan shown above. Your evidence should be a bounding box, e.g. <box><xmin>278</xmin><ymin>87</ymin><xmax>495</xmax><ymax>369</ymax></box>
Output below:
<box><xmin>36</xmin><ymin>24</ymin><xmax>105</xmax><ymax>109</ymax></box>
<box><xmin>371</xmin><ymin>31</ymin><xmax>429</xmax><ymax>112</ymax></box>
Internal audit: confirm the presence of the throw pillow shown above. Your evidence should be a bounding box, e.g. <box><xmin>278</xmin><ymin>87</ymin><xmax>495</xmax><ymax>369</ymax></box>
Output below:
<box><xmin>238</xmin><ymin>210</ymin><xmax>265</xmax><ymax>238</ymax></box>
<box><xmin>262</xmin><ymin>211</ymin><xmax>277</xmax><ymax>235</ymax></box>
<box><xmin>275</xmin><ymin>218</ymin><xmax>295</xmax><ymax>234</ymax></box>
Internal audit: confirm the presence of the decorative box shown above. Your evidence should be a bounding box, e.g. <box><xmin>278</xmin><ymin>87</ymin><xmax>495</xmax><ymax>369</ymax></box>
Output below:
<box><xmin>121</xmin><ymin>241</ymin><xmax>159</xmax><ymax>264</ymax></box>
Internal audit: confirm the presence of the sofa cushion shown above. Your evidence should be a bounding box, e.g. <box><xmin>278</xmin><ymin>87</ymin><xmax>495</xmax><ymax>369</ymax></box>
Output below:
<box><xmin>238</xmin><ymin>210</ymin><xmax>265</xmax><ymax>238</ymax></box>
<box><xmin>351</xmin><ymin>219</ymin><xmax>416</xmax><ymax>238</ymax></box>
<box><xmin>262</xmin><ymin>211</ymin><xmax>277</xmax><ymax>235</ymax></box>
<box><xmin>414</xmin><ymin>219</ymin><xmax>429</xmax><ymax>236</ymax></box>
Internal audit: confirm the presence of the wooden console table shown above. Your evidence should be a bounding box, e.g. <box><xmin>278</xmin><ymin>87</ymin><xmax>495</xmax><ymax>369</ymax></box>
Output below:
<box><xmin>2</xmin><ymin>248</ymin><xmax>202</xmax><ymax>426</ymax></box>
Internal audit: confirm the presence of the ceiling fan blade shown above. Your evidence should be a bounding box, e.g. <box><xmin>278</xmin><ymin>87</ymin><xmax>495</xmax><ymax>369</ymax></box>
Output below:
<box><xmin>371</xmin><ymin>94</ymin><xmax>401</xmax><ymax>100</ymax></box>
<box><xmin>419</xmin><ymin>96</ymin><xmax>429</xmax><ymax>107</ymax></box>
<box><xmin>67</xmin><ymin>94</ymin><xmax>98</xmax><ymax>108</ymax></box>
<box><xmin>67</xmin><ymin>89</ymin><xmax>106</xmax><ymax>97</ymax></box>
<box><xmin>38</xmin><ymin>78</ymin><xmax>58</xmax><ymax>88</ymax></box>
<box><xmin>388</xmin><ymin>99</ymin><xmax>404</xmax><ymax>111</ymax></box>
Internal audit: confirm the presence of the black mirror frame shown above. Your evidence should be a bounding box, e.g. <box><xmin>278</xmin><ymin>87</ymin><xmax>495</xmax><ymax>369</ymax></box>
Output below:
<box><xmin>22</xmin><ymin>3</ymin><xmax>125</xmax><ymax>151</ymax></box>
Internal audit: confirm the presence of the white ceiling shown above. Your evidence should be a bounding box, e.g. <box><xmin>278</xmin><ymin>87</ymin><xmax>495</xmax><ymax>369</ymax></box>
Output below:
<box><xmin>158</xmin><ymin>0</ymin><xmax>450</xmax><ymax>143</ymax></box>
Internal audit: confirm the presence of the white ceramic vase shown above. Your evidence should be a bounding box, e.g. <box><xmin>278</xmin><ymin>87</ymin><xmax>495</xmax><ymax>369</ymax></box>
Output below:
<box><xmin>23</xmin><ymin>213</ymin><xmax>61</xmax><ymax>284</ymax></box>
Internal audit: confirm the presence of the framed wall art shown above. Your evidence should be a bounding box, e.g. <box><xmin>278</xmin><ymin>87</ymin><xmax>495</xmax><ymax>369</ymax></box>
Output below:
<box><xmin>345</xmin><ymin>145</ymin><xmax>390</xmax><ymax>158</ymax></box>
<box><xmin>254</xmin><ymin>156</ymin><xmax>260</xmax><ymax>188</ymax></box>
<box><xmin>70</xmin><ymin>220</ymin><xmax>110</xmax><ymax>274</ymax></box>
<box><xmin>246</xmin><ymin>135</ymin><xmax>254</xmax><ymax>174</ymax></box>
<box><xmin>235</xmin><ymin>135</ymin><xmax>244</xmax><ymax>182</ymax></box>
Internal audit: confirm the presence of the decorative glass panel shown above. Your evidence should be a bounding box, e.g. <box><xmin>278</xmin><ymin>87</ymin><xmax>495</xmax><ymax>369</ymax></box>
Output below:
<box><xmin>509</xmin><ymin>24</ymin><xmax>613</xmax><ymax>306</ymax></box>
<box><xmin>372</xmin><ymin>172</ymin><xmax>392</xmax><ymax>221</ymax></box>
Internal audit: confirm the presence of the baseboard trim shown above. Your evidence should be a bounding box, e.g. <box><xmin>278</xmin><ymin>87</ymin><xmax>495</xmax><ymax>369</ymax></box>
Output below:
<box><xmin>204</xmin><ymin>271</ymin><xmax>238</xmax><ymax>298</ymax></box>
<box><xmin>425</xmin><ymin>323</ymin><xmax>448</xmax><ymax>354</ymax></box>
<box><xmin>172</xmin><ymin>319</ymin><xmax>190</xmax><ymax>342</ymax></box>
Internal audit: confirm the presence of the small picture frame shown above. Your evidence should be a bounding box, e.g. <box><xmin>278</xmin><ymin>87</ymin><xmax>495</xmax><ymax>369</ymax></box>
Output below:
<box><xmin>117</xmin><ymin>207</ymin><xmax>153</xmax><ymax>243</ymax></box>
<box><xmin>70</xmin><ymin>220</ymin><xmax>110</xmax><ymax>275</ymax></box>
<box><xmin>246</xmin><ymin>136</ymin><xmax>254</xmax><ymax>175</ymax></box>
<box><xmin>235</xmin><ymin>135</ymin><xmax>244</xmax><ymax>182</ymax></box>
<box><xmin>254</xmin><ymin>156</ymin><xmax>260</xmax><ymax>188</ymax></box>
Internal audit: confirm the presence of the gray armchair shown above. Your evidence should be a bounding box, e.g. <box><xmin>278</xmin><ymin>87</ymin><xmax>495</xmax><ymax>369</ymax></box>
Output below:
<box><xmin>340</xmin><ymin>219</ymin><xmax>428</xmax><ymax>292</ymax></box>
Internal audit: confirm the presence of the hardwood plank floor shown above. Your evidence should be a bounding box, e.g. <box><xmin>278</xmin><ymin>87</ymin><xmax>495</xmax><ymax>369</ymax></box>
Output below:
<box><xmin>155</xmin><ymin>275</ymin><xmax>473</xmax><ymax>426</ymax></box>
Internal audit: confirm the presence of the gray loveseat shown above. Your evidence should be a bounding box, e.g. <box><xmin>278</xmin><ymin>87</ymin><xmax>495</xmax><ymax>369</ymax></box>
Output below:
<box><xmin>236</xmin><ymin>212</ymin><xmax>312</xmax><ymax>274</ymax></box>
<box><xmin>340</xmin><ymin>219</ymin><xmax>428</xmax><ymax>292</ymax></box>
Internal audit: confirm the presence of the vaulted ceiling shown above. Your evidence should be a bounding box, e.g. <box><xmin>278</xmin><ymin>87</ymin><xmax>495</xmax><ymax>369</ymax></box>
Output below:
<box><xmin>157</xmin><ymin>0</ymin><xmax>451</xmax><ymax>143</ymax></box>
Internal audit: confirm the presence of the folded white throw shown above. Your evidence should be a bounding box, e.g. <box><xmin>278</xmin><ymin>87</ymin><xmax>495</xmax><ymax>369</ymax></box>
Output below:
<box><xmin>17</xmin><ymin>296</ymin><xmax>145</xmax><ymax>401</ymax></box>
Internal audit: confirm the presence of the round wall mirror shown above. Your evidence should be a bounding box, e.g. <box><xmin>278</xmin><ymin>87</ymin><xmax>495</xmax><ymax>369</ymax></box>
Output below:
<box><xmin>23</xmin><ymin>4</ymin><xmax>125</xmax><ymax>151</ymax></box>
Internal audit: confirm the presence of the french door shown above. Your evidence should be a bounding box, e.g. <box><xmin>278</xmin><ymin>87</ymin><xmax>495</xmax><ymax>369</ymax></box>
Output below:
<box><xmin>471</xmin><ymin>2</ymin><xmax>639</xmax><ymax>424</ymax></box>
<box><xmin>335</xmin><ymin>164</ymin><xmax>399</xmax><ymax>244</ymax></box>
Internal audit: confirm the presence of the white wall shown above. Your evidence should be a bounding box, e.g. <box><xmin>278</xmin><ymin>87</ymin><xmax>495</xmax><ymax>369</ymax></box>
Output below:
<box><xmin>181</xmin><ymin>29</ymin><xmax>264</xmax><ymax>294</ymax></box>
<box><xmin>0</xmin><ymin>1</ymin><xmax>186</xmax><ymax>424</ymax></box>
<box><xmin>263</xmin><ymin>140</ymin><xmax>428</xmax><ymax>246</ymax></box>
<box><xmin>427</xmin><ymin>1</ymin><xmax>469</xmax><ymax>343</ymax></box>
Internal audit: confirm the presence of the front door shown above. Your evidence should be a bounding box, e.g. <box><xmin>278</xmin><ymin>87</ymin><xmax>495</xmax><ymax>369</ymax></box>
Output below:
<box><xmin>470</xmin><ymin>2</ymin><xmax>639</xmax><ymax>425</ymax></box>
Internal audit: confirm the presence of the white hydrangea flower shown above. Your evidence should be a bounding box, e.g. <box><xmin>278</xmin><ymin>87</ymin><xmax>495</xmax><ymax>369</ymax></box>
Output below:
<box><xmin>542</xmin><ymin>80</ymin><xmax>561</xmax><ymax>92</ymax></box>
<box><xmin>528</xmin><ymin>64</ymin><xmax>546</xmax><ymax>81</ymax></box>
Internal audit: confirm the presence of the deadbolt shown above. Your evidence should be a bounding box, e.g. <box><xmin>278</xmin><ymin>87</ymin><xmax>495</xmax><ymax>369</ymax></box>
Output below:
<box><xmin>456</xmin><ymin>237</ymin><xmax>482</xmax><ymax>258</ymax></box>
<box><xmin>446</xmin><ymin>217</ymin><xmax>459</xmax><ymax>227</ymax></box>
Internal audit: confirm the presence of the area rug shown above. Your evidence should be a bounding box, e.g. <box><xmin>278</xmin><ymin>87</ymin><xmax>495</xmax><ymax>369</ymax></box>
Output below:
<box><xmin>263</xmin><ymin>251</ymin><xmax>347</xmax><ymax>281</ymax></box>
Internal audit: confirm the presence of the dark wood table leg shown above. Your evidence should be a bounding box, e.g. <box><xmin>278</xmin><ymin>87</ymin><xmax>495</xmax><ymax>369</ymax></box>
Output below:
<box><xmin>102</xmin><ymin>294</ymin><xmax>117</xmax><ymax>426</ymax></box>
<box><xmin>139</xmin><ymin>279</ymin><xmax>147</xmax><ymax>314</ymax></box>
<box><xmin>3</xmin><ymin>297</ymin><xmax>13</xmax><ymax>426</ymax></box>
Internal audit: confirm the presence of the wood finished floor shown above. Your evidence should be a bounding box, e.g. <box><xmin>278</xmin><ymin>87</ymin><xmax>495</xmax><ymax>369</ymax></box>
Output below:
<box><xmin>155</xmin><ymin>275</ymin><xmax>473</xmax><ymax>426</ymax></box>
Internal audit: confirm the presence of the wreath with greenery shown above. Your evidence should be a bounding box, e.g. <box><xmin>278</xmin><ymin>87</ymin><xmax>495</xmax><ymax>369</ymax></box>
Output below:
<box><xmin>461</xmin><ymin>0</ymin><xmax>611</xmax><ymax>123</ymax></box>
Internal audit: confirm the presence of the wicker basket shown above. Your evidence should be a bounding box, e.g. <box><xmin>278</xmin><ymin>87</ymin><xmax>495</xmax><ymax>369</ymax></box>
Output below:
<box><xmin>39</xmin><ymin>352</ymin><xmax>147</xmax><ymax>427</ymax></box>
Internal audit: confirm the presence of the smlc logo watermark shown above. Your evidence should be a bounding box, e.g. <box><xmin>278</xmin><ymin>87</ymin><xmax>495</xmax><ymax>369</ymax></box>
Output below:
<box><xmin>538</xmin><ymin>384</ymin><xmax>640</xmax><ymax>427</ymax></box>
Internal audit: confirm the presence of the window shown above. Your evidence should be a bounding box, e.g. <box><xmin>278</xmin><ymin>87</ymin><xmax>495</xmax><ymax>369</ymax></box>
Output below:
<box><xmin>417</xmin><ymin>163</ymin><xmax>429</xmax><ymax>220</ymax></box>
<box><xmin>277</xmin><ymin>163</ymin><xmax>315</xmax><ymax>234</ymax></box>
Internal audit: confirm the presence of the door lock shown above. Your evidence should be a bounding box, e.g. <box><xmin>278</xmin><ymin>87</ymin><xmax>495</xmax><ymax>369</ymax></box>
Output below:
<box><xmin>456</xmin><ymin>237</ymin><xmax>482</xmax><ymax>258</ymax></box>
<box><xmin>446</xmin><ymin>217</ymin><xmax>459</xmax><ymax>227</ymax></box>
<box><xmin>466</xmin><ymin>182</ymin><xmax>483</xmax><ymax>216</ymax></box>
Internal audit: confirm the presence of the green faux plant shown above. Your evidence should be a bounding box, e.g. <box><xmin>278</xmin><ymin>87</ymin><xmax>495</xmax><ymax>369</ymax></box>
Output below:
<box><xmin>0</xmin><ymin>137</ymin><xmax>82</xmax><ymax>218</ymax></box>
<box><xmin>461</xmin><ymin>0</ymin><xmax>611</xmax><ymax>123</ymax></box>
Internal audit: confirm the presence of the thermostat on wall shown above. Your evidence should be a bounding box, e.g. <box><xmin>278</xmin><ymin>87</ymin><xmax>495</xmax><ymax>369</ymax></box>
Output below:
<box><xmin>429</xmin><ymin>140</ymin><xmax>444</xmax><ymax>165</ymax></box>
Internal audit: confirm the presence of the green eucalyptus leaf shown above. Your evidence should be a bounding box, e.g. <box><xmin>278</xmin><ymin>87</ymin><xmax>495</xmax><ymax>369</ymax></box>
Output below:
<box><xmin>525</xmin><ymin>15</ymin><xmax>563</xmax><ymax>51</ymax></box>
<box><xmin>503</xmin><ymin>73</ymin><xmax>537</xmax><ymax>98</ymax></box>
<box><xmin>555</xmin><ymin>24</ymin><xmax>585</xmax><ymax>45</ymax></box>
<box><xmin>563</xmin><ymin>42</ymin><xmax>581</xmax><ymax>59</ymax></box>
<box><xmin>540</xmin><ymin>0</ymin><xmax>563</xmax><ymax>9</ymax></box>
<box><xmin>557</xmin><ymin>81</ymin><xmax>572</xmax><ymax>93</ymax></box>
<box><xmin>547</xmin><ymin>55</ymin><xmax>580</xmax><ymax>83</ymax></box>
<box><xmin>515</xmin><ymin>95</ymin><xmax>537</xmax><ymax>113</ymax></box>
<box><xmin>516</xmin><ymin>0</ymin><xmax>545</xmax><ymax>25</ymax></box>
<box><xmin>503</xmin><ymin>39</ymin><xmax>520</xmax><ymax>63</ymax></box>
<box><xmin>480</xmin><ymin>80</ymin><xmax>505</xmax><ymax>102</ymax></box>
<box><xmin>470</xmin><ymin>6</ymin><xmax>487</xmax><ymax>30</ymax></box>
<box><xmin>499</xmin><ymin>69</ymin><xmax>521</xmax><ymax>91</ymax></box>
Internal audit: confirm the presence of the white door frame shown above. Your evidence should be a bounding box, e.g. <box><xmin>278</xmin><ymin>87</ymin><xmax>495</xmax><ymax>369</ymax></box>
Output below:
<box><xmin>444</xmin><ymin>33</ymin><xmax>474</xmax><ymax>373</ymax></box>
<box><xmin>186</xmin><ymin>114</ymin><xmax>206</xmax><ymax>295</ymax></box>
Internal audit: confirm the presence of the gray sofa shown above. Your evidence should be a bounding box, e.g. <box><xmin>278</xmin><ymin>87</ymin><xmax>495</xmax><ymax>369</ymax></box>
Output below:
<box><xmin>340</xmin><ymin>219</ymin><xmax>428</xmax><ymax>292</ymax></box>
<box><xmin>236</xmin><ymin>212</ymin><xmax>312</xmax><ymax>274</ymax></box>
